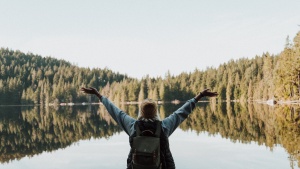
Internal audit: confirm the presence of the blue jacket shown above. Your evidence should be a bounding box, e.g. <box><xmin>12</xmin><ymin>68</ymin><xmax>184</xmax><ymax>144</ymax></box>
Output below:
<box><xmin>100</xmin><ymin>97</ymin><xmax>197</xmax><ymax>168</ymax></box>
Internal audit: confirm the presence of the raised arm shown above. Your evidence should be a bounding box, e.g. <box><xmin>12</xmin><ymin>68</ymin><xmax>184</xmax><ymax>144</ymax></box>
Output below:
<box><xmin>162</xmin><ymin>89</ymin><xmax>218</xmax><ymax>137</ymax></box>
<box><xmin>81</xmin><ymin>87</ymin><xmax>136</xmax><ymax>135</ymax></box>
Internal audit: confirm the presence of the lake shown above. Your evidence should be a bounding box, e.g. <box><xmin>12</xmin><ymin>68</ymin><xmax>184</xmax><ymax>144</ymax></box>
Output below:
<box><xmin>0</xmin><ymin>102</ymin><xmax>299</xmax><ymax>169</ymax></box>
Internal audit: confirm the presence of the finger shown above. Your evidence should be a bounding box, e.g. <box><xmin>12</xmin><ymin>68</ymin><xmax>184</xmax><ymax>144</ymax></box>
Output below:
<box><xmin>81</xmin><ymin>87</ymin><xmax>92</xmax><ymax>93</ymax></box>
<box><xmin>89</xmin><ymin>87</ymin><xmax>96</xmax><ymax>91</ymax></box>
<box><xmin>208</xmin><ymin>92</ymin><xmax>218</xmax><ymax>95</ymax></box>
<box><xmin>203</xmin><ymin>89</ymin><xmax>210</xmax><ymax>93</ymax></box>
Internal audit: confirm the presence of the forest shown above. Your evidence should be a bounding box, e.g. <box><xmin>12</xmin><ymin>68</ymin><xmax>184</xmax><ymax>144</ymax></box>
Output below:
<box><xmin>0</xmin><ymin>31</ymin><xmax>299</xmax><ymax>105</ymax></box>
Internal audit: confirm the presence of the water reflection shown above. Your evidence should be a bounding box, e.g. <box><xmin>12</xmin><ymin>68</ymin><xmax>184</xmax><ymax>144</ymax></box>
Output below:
<box><xmin>0</xmin><ymin>102</ymin><xmax>299</xmax><ymax>168</ymax></box>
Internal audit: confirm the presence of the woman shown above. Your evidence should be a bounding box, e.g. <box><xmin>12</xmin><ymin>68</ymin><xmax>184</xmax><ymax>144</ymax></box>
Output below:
<box><xmin>81</xmin><ymin>87</ymin><xmax>217</xmax><ymax>169</ymax></box>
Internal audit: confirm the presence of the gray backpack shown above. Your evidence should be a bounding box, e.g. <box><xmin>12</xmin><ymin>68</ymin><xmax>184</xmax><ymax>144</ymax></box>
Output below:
<box><xmin>132</xmin><ymin>121</ymin><xmax>162</xmax><ymax>169</ymax></box>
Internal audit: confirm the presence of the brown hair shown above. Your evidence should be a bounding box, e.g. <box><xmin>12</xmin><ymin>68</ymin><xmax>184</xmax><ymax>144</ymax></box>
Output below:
<box><xmin>138</xmin><ymin>99</ymin><xmax>160</xmax><ymax>120</ymax></box>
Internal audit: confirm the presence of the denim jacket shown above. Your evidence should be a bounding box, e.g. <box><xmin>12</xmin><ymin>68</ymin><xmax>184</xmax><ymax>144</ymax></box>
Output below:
<box><xmin>100</xmin><ymin>96</ymin><xmax>197</xmax><ymax>138</ymax></box>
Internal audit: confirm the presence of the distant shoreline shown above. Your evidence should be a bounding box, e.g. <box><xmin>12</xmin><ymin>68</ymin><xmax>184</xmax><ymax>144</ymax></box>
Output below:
<box><xmin>1</xmin><ymin>99</ymin><xmax>300</xmax><ymax>107</ymax></box>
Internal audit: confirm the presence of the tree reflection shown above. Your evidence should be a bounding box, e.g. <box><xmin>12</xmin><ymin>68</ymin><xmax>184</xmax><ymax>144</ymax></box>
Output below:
<box><xmin>0</xmin><ymin>105</ymin><xmax>122</xmax><ymax>163</ymax></box>
<box><xmin>178</xmin><ymin>103</ymin><xmax>300</xmax><ymax>167</ymax></box>
<box><xmin>0</xmin><ymin>103</ymin><xmax>299</xmax><ymax>167</ymax></box>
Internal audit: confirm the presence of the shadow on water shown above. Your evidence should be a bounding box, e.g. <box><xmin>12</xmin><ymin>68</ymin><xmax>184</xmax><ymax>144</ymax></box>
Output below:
<box><xmin>0</xmin><ymin>102</ymin><xmax>299</xmax><ymax>167</ymax></box>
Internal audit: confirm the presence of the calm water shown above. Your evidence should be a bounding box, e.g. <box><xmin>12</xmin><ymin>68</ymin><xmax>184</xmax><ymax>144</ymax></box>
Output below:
<box><xmin>0</xmin><ymin>102</ymin><xmax>299</xmax><ymax>169</ymax></box>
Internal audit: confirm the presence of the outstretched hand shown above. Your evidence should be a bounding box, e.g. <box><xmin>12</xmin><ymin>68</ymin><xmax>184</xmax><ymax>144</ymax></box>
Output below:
<box><xmin>201</xmin><ymin>89</ymin><xmax>218</xmax><ymax>97</ymax></box>
<box><xmin>81</xmin><ymin>87</ymin><xmax>102</xmax><ymax>98</ymax></box>
<box><xmin>194</xmin><ymin>89</ymin><xmax>218</xmax><ymax>101</ymax></box>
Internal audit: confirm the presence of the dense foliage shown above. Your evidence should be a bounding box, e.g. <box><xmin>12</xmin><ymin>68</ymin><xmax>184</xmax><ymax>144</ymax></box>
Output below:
<box><xmin>0</xmin><ymin>50</ymin><xmax>128</xmax><ymax>105</ymax></box>
<box><xmin>0</xmin><ymin>31</ymin><xmax>299</xmax><ymax>105</ymax></box>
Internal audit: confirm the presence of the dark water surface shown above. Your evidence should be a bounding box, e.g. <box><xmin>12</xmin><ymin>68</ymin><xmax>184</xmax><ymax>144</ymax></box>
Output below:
<box><xmin>0</xmin><ymin>102</ymin><xmax>299</xmax><ymax>169</ymax></box>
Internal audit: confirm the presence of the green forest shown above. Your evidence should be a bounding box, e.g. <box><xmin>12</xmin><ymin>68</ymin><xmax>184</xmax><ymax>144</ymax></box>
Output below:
<box><xmin>0</xmin><ymin>31</ymin><xmax>299</xmax><ymax>105</ymax></box>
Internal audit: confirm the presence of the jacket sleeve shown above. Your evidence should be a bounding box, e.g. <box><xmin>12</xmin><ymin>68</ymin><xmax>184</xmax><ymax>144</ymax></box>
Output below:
<box><xmin>162</xmin><ymin>98</ymin><xmax>197</xmax><ymax>137</ymax></box>
<box><xmin>100</xmin><ymin>96</ymin><xmax>136</xmax><ymax>135</ymax></box>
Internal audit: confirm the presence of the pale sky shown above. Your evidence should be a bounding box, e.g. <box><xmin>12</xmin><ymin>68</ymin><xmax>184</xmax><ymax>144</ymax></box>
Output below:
<box><xmin>1</xmin><ymin>0</ymin><xmax>300</xmax><ymax>79</ymax></box>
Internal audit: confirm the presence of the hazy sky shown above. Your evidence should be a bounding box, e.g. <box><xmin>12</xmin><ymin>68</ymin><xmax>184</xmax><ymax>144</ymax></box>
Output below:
<box><xmin>1</xmin><ymin>0</ymin><xmax>299</xmax><ymax>79</ymax></box>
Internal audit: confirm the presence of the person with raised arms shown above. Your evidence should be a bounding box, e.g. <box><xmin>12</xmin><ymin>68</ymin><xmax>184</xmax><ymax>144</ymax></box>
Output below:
<box><xmin>81</xmin><ymin>87</ymin><xmax>218</xmax><ymax>169</ymax></box>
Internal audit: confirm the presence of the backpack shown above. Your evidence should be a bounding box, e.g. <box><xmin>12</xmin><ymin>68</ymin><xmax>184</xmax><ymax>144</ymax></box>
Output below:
<box><xmin>131</xmin><ymin>121</ymin><xmax>162</xmax><ymax>169</ymax></box>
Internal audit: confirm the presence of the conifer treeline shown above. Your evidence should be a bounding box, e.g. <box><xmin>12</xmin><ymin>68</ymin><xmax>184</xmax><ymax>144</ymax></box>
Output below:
<box><xmin>0</xmin><ymin>31</ymin><xmax>299</xmax><ymax>105</ymax></box>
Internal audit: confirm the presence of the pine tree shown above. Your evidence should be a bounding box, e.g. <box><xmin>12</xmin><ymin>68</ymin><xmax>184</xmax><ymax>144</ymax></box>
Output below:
<box><xmin>138</xmin><ymin>83</ymin><xmax>145</xmax><ymax>102</ymax></box>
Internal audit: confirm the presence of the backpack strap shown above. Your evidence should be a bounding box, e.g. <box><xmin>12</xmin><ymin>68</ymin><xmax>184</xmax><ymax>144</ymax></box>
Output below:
<box><xmin>135</xmin><ymin>122</ymin><xmax>142</xmax><ymax>136</ymax></box>
<box><xmin>154</xmin><ymin>121</ymin><xmax>161</xmax><ymax>137</ymax></box>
